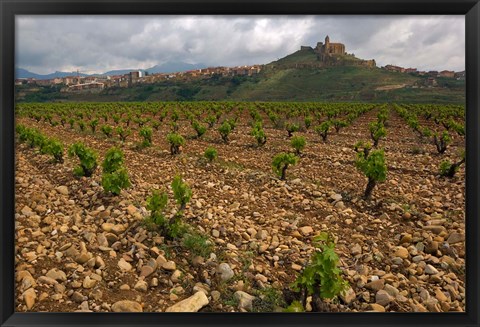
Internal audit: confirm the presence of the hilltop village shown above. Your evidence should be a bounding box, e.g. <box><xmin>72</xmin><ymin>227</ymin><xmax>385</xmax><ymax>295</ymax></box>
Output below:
<box><xmin>15</xmin><ymin>65</ymin><xmax>263</xmax><ymax>93</ymax></box>
<box><xmin>15</xmin><ymin>36</ymin><xmax>465</xmax><ymax>94</ymax></box>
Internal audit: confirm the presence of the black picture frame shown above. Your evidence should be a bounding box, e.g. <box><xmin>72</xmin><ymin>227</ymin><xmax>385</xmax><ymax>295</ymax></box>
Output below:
<box><xmin>1</xmin><ymin>1</ymin><xmax>479</xmax><ymax>326</ymax></box>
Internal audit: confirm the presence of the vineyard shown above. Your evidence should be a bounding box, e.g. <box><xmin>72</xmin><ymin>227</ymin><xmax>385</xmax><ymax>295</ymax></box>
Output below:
<box><xmin>14</xmin><ymin>101</ymin><xmax>466</xmax><ymax>313</ymax></box>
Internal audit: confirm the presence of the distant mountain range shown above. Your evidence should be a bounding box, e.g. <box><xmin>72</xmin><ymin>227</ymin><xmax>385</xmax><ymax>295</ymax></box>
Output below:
<box><xmin>15</xmin><ymin>68</ymin><xmax>90</xmax><ymax>80</ymax></box>
<box><xmin>16</xmin><ymin>61</ymin><xmax>207</xmax><ymax>80</ymax></box>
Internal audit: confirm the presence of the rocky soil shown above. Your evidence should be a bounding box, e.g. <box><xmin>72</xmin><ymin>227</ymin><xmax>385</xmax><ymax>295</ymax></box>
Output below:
<box><xmin>15</xmin><ymin>107</ymin><xmax>465</xmax><ymax>312</ymax></box>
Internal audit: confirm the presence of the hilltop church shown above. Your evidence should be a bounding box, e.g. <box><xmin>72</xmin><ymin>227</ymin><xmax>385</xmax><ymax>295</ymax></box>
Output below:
<box><xmin>301</xmin><ymin>35</ymin><xmax>375</xmax><ymax>68</ymax></box>
<box><xmin>315</xmin><ymin>35</ymin><xmax>346</xmax><ymax>61</ymax></box>
<box><xmin>301</xmin><ymin>35</ymin><xmax>346</xmax><ymax>61</ymax></box>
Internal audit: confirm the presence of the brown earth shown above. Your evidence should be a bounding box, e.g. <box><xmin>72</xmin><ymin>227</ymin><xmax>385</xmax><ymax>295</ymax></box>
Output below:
<box><xmin>14</xmin><ymin>106</ymin><xmax>465</xmax><ymax>313</ymax></box>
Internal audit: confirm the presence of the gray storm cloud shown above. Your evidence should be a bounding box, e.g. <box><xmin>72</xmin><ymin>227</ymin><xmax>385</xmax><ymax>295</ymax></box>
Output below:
<box><xmin>15</xmin><ymin>15</ymin><xmax>465</xmax><ymax>74</ymax></box>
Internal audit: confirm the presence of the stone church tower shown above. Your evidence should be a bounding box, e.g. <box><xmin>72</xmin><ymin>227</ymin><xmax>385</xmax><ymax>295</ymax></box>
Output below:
<box><xmin>315</xmin><ymin>35</ymin><xmax>346</xmax><ymax>62</ymax></box>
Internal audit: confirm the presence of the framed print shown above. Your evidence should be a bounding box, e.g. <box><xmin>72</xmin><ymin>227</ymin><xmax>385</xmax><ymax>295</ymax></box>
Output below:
<box><xmin>1</xmin><ymin>1</ymin><xmax>479</xmax><ymax>327</ymax></box>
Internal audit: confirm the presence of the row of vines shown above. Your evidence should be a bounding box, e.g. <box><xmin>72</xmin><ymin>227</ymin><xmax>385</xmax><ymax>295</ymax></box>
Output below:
<box><xmin>15</xmin><ymin>101</ymin><xmax>465</xmax><ymax>311</ymax></box>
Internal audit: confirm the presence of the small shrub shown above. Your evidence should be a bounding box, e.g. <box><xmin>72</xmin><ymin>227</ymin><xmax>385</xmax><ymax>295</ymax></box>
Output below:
<box><xmin>215</xmin><ymin>111</ymin><xmax>222</xmax><ymax>123</ymax></box>
<box><xmin>315</xmin><ymin>121</ymin><xmax>331</xmax><ymax>142</ymax></box>
<box><xmin>77</xmin><ymin>120</ymin><xmax>86</xmax><ymax>132</ymax></box>
<box><xmin>146</xmin><ymin>190</ymin><xmax>168</xmax><ymax>229</ymax></box>
<box><xmin>171</xmin><ymin>175</ymin><xmax>192</xmax><ymax>212</ymax></box>
<box><xmin>100</xmin><ymin>125</ymin><xmax>113</xmax><ymax>138</ymax></box>
<box><xmin>251</xmin><ymin>122</ymin><xmax>267</xmax><ymax>146</ymax></box>
<box><xmin>151</xmin><ymin>121</ymin><xmax>160</xmax><ymax>131</ymax></box>
<box><xmin>159</xmin><ymin>109</ymin><xmax>168</xmax><ymax>122</ymax></box>
<box><xmin>441</xmin><ymin>118</ymin><xmax>454</xmax><ymax>131</ymax></box>
<box><xmin>269</xmin><ymin>112</ymin><xmax>283</xmax><ymax>129</ymax></box>
<box><xmin>333</xmin><ymin>119</ymin><xmax>348</xmax><ymax>133</ymax></box>
<box><xmin>33</xmin><ymin>114</ymin><xmax>42</xmax><ymax>123</ymax></box>
<box><xmin>192</xmin><ymin>120</ymin><xmax>207</xmax><ymax>138</ymax></box>
<box><xmin>158</xmin><ymin>175</ymin><xmax>192</xmax><ymax>239</ymax></box>
<box><xmin>226</xmin><ymin>117</ymin><xmax>238</xmax><ymax>131</ymax></box>
<box><xmin>16</xmin><ymin>125</ymin><xmax>28</xmax><ymax>142</ymax></box>
<box><xmin>134</xmin><ymin>117</ymin><xmax>148</xmax><ymax>128</ymax></box>
<box><xmin>355</xmin><ymin>147</ymin><xmax>387</xmax><ymax>198</ymax></box>
<box><xmin>170</xmin><ymin>121</ymin><xmax>179</xmax><ymax>132</ymax></box>
<box><xmin>116</xmin><ymin>126</ymin><xmax>131</xmax><ymax>142</ymax></box>
<box><xmin>44</xmin><ymin>114</ymin><xmax>53</xmax><ymax>124</ymax></box>
<box><xmin>31</xmin><ymin>129</ymin><xmax>47</xmax><ymax>150</ymax></box>
<box><xmin>291</xmin><ymin>232</ymin><xmax>349</xmax><ymax>305</ymax></box>
<box><xmin>284</xmin><ymin>301</ymin><xmax>305</xmax><ymax>313</ymax></box>
<box><xmin>433</xmin><ymin>131</ymin><xmax>451</xmax><ymax>154</ymax></box>
<box><xmin>18</xmin><ymin>127</ymin><xmax>56</xmax><ymax>159</ymax></box>
<box><xmin>185</xmin><ymin>112</ymin><xmax>194</xmax><ymax>122</ymax></box>
<box><xmin>89</xmin><ymin>119</ymin><xmax>99</xmax><ymax>133</ymax></box>
<box><xmin>272</xmin><ymin>152</ymin><xmax>299</xmax><ymax>180</ymax></box>
<box><xmin>112</xmin><ymin>114</ymin><xmax>120</xmax><ymax>125</ymax></box>
<box><xmin>407</xmin><ymin>116</ymin><xmax>419</xmax><ymax>131</ymax></box>
<box><xmin>346</xmin><ymin>113</ymin><xmax>356</xmax><ymax>124</ymax></box>
<box><xmin>101</xmin><ymin>146</ymin><xmax>126</xmax><ymax>174</ymax></box>
<box><xmin>204</xmin><ymin>147</ymin><xmax>218</xmax><ymax>162</ymax></box>
<box><xmin>286</xmin><ymin>122</ymin><xmax>299</xmax><ymax>137</ymax></box>
<box><xmin>101</xmin><ymin>168</ymin><xmax>130</xmax><ymax>195</ymax></box>
<box><xmin>43</xmin><ymin>138</ymin><xmax>64</xmax><ymax>163</ymax></box>
<box><xmin>369</xmin><ymin>121</ymin><xmax>386</xmax><ymax>147</ymax></box>
<box><xmin>182</xmin><ymin>232</ymin><xmax>214</xmax><ymax>258</ymax></box>
<box><xmin>205</xmin><ymin>115</ymin><xmax>216</xmax><ymax>128</ymax></box>
<box><xmin>252</xmin><ymin>287</ymin><xmax>287</xmax><ymax>313</ymax></box>
<box><xmin>439</xmin><ymin>152</ymin><xmax>465</xmax><ymax>178</ymax></box>
<box><xmin>304</xmin><ymin>116</ymin><xmax>313</xmax><ymax>130</ymax></box>
<box><xmin>20</xmin><ymin>126</ymin><xmax>32</xmax><ymax>146</ymax></box>
<box><xmin>422</xmin><ymin>127</ymin><xmax>432</xmax><ymax>138</ymax></box>
<box><xmin>290</xmin><ymin>136</ymin><xmax>306</xmax><ymax>156</ymax></box>
<box><xmin>165</xmin><ymin>218</ymin><xmax>187</xmax><ymax>239</ymax></box>
<box><xmin>452</xmin><ymin>122</ymin><xmax>465</xmax><ymax>136</ymax></box>
<box><xmin>218</xmin><ymin>121</ymin><xmax>232</xmax><ymax>143</ymax></box>
<box><xmin>147</xmin><ymin>190</ymin><xmax>168</xmax><ymax>219</ymax></box>
<box><xmin>101</xmin><ymin>147</ymin><xmax>130</xmax><ymax>195</ymax></box>
<box><xmin>167</xmin><ymin>133</ymin><xmax>185</xmax><ymax>155</ymax></box>
<box><xmin>439</xmin><ymin>160</ymin><xmax>454</xmax><ymax>177</ymax></box>
<box><xmin>250</xmin><ymin>111</ymin><xmax>262</xmax><ymax>124</ymax></box>
<box><xmin>377</xmin><ymin>109</ymin><xmax>388</xmax><ymax>124</ymax></box>
<box><xmin>354</xmin><ymin>140</ymin><xmax>371</xmax><ymax>157</ymax></box>
<box><xmin>68</xmin><ymin>118</ymin><xmax>75</xmax><ymax>129</ymax></box>
<box><xmin>124</xmin><ymin>115</ymin><xmax>132</xmax><ymax>127</ymax></box>
<box><xmin>68</xmin><ymin>142</ymin><xmax>98</xmax><ymax>177</ymax></box>
<box><xmin>24</xmin><ymin>128</ymin><xmax>39</xmax><ymax>148</ymax></box>
<box><xmin>139</xmin><ymin>127</ymin><xmax>153</xmax><ymax>147</ymax></box>
<box><xmin>171</xmin><ymin>110</ymin><xmax>180</xmax><ymax>122</ymax></box>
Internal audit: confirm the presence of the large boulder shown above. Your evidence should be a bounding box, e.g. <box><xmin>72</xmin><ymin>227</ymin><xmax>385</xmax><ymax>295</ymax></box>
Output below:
<box><xmin>165</xmin><ymin>292</ymin><xmax>209</xmax><ymax>312</ymax></box>
<box><xmin>111</xmin><ymin>300</ymin><xmax>143</xmax><ymax>312</ymax></box>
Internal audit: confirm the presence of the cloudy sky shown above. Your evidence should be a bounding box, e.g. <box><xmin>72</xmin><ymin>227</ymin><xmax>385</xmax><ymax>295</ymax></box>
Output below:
<box><xmin>16</xmin><ymin>15</ymin><xmax>465</xmax><ymax>74</ymax></box>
